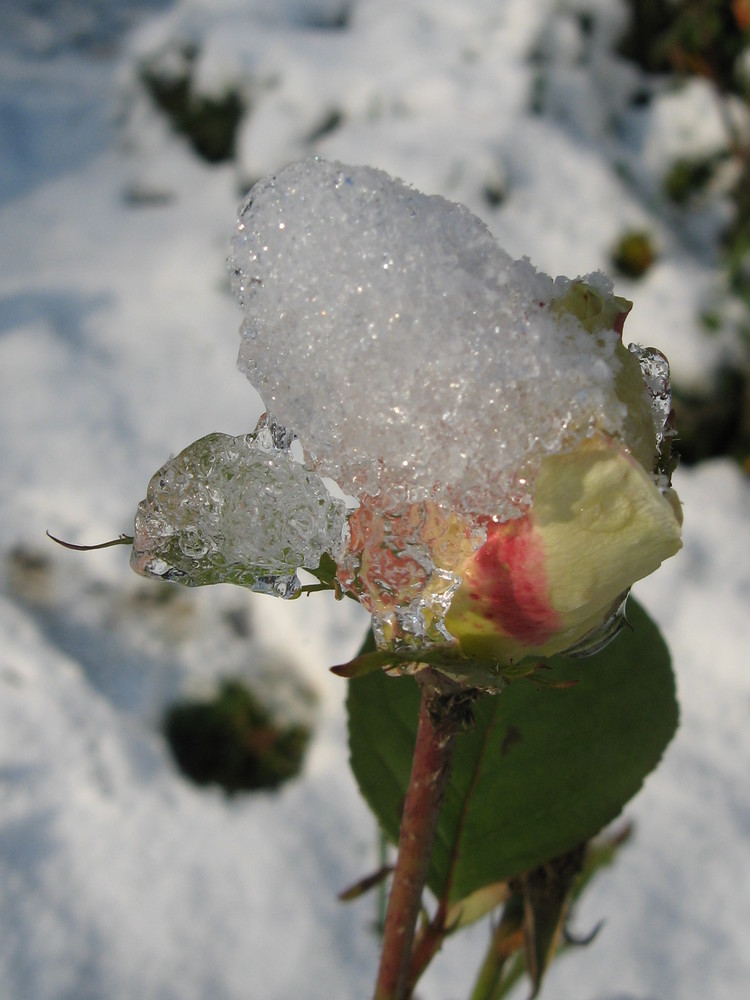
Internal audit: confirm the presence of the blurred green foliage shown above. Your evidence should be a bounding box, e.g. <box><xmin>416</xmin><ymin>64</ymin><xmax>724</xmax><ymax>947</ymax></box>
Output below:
<box><xmin>618</xmin><ymin>0</ymin><xmax>750</xmax><ymax>96</ymax></box>
<box><xmin>611</xmin><ymin>229</ymin><xmax>657</xmax><ymax>277</ymax></box>
<box><xmin>617</xmin><ymin>1</ymin><xmax>750</xmax><ymax>469</ymax></box>
<box><xmin>672</xmin><ymin>367</ymin><xmax>750</xmax><ymax>464</ymax></box>
<box><xmin>140</xmin><ymin>44</ymin><xmax>244</xmax><ymax>163</ymax></box>
<box><xmin>664</xmin><ymin>154</ymin><xmax>723</xmax><ymax>203</ymax></box>
<box><xmin>164</xmin><ymin>679</ymin><xmax>311</xmax><ymax>793</ymax></box>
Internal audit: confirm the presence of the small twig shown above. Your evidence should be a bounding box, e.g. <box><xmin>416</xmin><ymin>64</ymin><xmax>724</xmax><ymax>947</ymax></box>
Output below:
<box><xmin>563</xmin><ymin>919</ymin><xmax>605</xmax><ymax>948</ymax></box>
<box><xmin>406</xmin><ymin>896</ymin><xmax>456</xmax><ymax>994</ymax></box>
<box><xmin>294</xmin><ymin>583</ymin><xmax>334</xmax><ymax>597</ymax></box>
<box><xmin>338</xmin><ymin>865</ymin><xmax>395</xmax><ymax>902</ymax></box>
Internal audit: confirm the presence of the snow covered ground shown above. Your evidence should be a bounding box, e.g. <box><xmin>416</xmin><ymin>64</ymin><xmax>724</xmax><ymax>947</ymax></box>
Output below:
<box><xmin>1</xmin><ymin>1</ymin><xmax>748</xmax><ymax>998</ymax></box>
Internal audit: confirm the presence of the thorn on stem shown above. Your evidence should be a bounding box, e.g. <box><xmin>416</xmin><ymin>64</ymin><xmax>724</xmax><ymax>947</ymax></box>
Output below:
<box><xmin>338</xmin><ymin>864</ymin><xmax>395</xmax><ymax>902</ymax></box>
<box><xmin>563</xmin><ymin>918</ymin><xmax>605</xmax><ymax>948</ymax></box>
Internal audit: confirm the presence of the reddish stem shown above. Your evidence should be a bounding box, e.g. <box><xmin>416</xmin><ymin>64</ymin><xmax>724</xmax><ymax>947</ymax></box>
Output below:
<box><xmin>373</xmin><ymin>673</ymin><xmax>461</xmax><ymax>1000</ymax></box>
<box><xmin>407</xmin><ymin>897</ymin><xmax>450</xmax><ymax>993</ymax></box>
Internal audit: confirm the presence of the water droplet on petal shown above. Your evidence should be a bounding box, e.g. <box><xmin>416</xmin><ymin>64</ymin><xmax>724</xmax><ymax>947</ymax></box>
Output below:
<box><xmin>565</xmin><ymin>591</ymin><xmax>631</xmax><ymax>658</ymax></box>
<box><xmin>628</xmin><ymin>345</ymin><xmax>672</xmax><ymax>448</ymax></box>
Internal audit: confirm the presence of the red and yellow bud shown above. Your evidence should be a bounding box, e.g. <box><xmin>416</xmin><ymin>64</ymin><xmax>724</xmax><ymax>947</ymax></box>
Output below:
<box><xmin>444</xmin><ymin>434</ymin><xmax>682</xmax><ymax>666</ymax></box>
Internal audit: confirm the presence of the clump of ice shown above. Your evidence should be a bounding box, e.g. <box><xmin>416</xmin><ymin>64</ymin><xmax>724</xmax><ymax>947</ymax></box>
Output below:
<box><xmin>629</xmin><ymin>344</ymin><xmax>672</xmax><ymax>446</ymax></box>
<box><xmin>229</xmin><ymin>159</ymin><xmax>633</xmax><ymax>517</ymax></box>
<box><xmin>131</xmin><ymin>415</ymin><xmax>347</xmax><ymax>597</ymax></box>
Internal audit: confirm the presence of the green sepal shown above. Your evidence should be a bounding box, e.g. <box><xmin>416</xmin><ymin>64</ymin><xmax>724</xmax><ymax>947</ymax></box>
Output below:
<box><xmin>332</xmin><ymin>636</ymin><xmax>515</xmax><ymax>688</ymax></box>
<box><xmin>331</xmin><ymin>645</ymin><xmax>397</xmax><ymax>678</ymax></box>
<box><xmin>551</xmin><ymin>279</ymin><xmax>632</xmax><ymax>335</ymax></box>
<box><xmin>520</xmin><ymin>847</ymin><xmax>585</xmax><ymax>997</ymax></box>
<box><xmin>306</xmin><ymin>552</ymin><xmax>339</xmax><ymax>590</ymax></box>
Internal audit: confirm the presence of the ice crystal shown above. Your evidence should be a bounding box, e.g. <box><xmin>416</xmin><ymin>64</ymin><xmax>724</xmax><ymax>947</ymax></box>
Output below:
<box><xmin>131</xmin><ymin>415</ymin><xmax>347</xmax><ymax>596</ymax></box>
<box><xmin>229</xmin><ymin>159</ymin><xmax>636</xmax><ymax>519</ymax></box>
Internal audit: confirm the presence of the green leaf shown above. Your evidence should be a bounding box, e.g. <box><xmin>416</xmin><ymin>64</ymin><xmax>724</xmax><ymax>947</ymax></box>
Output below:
<box><xmin>347</xmin><ymin>599</ymin><xmax>677</xmax><ymax>902</ymax></box>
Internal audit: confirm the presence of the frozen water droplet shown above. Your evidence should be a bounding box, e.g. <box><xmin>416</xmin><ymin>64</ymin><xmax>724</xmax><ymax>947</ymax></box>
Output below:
<box><xmin>178</xmin><ymin>526</ymin><xmax>209</xmax><ymax>559</ymax></box>
<box><xmin>252</xmin><ymin>411</ymin><xmax>296</xmax><ymax>453</ymax></box>
<box><xmin>628</xmin><ymin>345</ymin><xmax>672</xmax><ymax>449</ymax></box>
<box><xmin>131</xmin><ymin>427</ymin><xmax>346</xmax><ymax>595</ymax></box>
<box><xmin>628</xmin><ymin>343</ymin><xmax>677</xmax><ymax>486</ymax></box>
<box><xmin>565</xmin><ymin>591</ymin><xmax>630</xmax><ymax>658</ymax></box>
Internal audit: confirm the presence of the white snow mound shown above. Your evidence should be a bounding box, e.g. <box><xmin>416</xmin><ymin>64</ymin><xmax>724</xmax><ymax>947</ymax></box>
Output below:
<box><xmin>229</xmin><ymin>159</ymin><xmax>634</xmax><ymax>516</ymax></box>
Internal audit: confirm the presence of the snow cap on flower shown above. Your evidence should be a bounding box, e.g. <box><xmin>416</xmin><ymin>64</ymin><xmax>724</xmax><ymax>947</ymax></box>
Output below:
<box><xmin>226</xmin><ymin>159</ymin><xmax>681</xmax><ymax>671</ymax></box>
<box><xmin>230</xmin><ymin>160</ymin><xmax>658</xmax><ymax>515</ymax></box>
<box><xmin>132</xmin><ymin>159</ymin><xmax>681</xmax><ymax>683</ymax></box>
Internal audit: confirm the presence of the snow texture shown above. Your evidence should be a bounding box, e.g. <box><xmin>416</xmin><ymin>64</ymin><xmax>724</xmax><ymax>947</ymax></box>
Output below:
<box><xmin>1</xmin><ymin>1</ymin><xmax>749</xmax><ymax>999</ymax></box>
<box><xmin>230</xmin><ymin>158</ymin><xmax>636</xmax><ymax>515</ymax></box>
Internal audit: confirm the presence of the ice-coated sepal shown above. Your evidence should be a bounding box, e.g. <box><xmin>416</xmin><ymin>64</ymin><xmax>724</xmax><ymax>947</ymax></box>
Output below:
<box><xmin>130</xmin><ymin>417</ymin><xmax>347</xmax><ymax>595</ymax></box>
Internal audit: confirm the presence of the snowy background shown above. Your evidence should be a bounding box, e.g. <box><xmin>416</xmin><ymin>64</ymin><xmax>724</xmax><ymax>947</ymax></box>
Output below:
<box><xmin>1</xmin><ymin>1</ymin><xmax>749</xmax><ymax>998</ymax></box>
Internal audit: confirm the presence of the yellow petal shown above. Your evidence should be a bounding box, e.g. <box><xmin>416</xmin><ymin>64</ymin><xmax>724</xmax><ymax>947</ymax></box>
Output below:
<box><xmin>445</xmin><ymin>436</ymin><xmax>682</xmax><ymax>664</ymax></box>
<box><xmin>532</xmin><ymin>436</ymin><xmax>681</xmax><ymax>649</ymax></box>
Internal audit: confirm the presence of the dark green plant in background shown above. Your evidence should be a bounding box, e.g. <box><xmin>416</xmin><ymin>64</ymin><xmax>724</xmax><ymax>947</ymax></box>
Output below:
<box><xmin>618</xmin><ymin>0</ymin><xmax>750</xmax><ymax>94</ymax></box>
<box><xmin>617</xmin><ymin>0</ymin><xmax>750</xmax><ymax>471</ymax></box>
<box><xmin>611</xmin><ymin>230</ymin><xmax>657</xmax><ymax>278</ymax></box>
<box><xmin>163</xmin><ymin>679</ymin><xmax>311</xmax><ymax>793</ymax></box>
<box><xmin>663</xmin><ymin>153</ymin><xmax>726</xmax><ymax>204</ymax></box>
<box><xmin>140</xmin><ymin>44</ymin><xmax>245</xmax><ymax>163</ymax></box>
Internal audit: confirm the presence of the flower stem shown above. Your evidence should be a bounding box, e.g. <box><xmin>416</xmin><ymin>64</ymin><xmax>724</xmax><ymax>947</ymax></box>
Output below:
<box><xmin>373</xmin><ymin>670</ymin><xmax>466</xmax><ymax>1000</ymax></box>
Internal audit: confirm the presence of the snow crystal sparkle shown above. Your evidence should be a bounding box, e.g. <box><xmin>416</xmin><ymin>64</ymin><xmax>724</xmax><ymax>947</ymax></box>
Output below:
<box><xmin>133</xmin><ymin>158</ymin><xmax>681</xmax><ymax>666</ymax></box>
<box><xmin>229</xmin><ymin>159</ymin><xmax>644</xmax><ymax>516</ymax></box>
